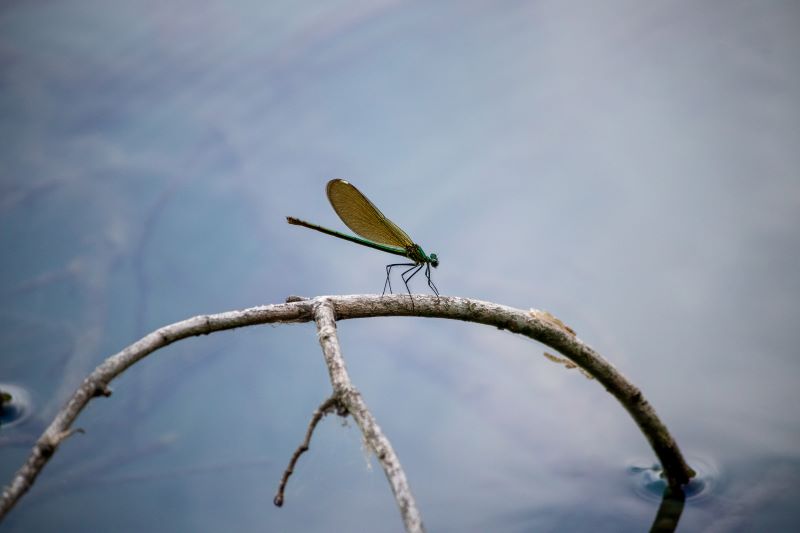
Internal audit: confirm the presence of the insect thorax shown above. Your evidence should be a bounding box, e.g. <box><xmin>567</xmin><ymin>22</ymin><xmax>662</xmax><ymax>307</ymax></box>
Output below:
<box><xmin>406</xmin><ymin>244</ymin><xmax>431</xmax><ymax>264</ymax></box>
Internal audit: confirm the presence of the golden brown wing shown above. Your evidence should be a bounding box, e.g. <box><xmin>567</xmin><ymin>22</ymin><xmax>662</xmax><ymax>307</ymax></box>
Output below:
<box><xmin>325</xmin><ymin>179</ymin><xmax>414</xmax><ymax>248</ymax></box>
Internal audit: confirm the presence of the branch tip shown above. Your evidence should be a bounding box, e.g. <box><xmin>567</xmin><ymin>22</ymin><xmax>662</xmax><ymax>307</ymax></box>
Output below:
<box><xmin>53</xmin><ymin>427</ymin><xmax>85</xmax><ymax>445</ymax></box>
<box><xmin>273</xmin><ymin>396</ymin><xmax>341</xmax><ymax>508</ymax></box>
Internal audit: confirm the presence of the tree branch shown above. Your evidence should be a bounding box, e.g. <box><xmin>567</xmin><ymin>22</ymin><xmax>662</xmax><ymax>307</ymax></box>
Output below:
<box><xmin>0</xmin><ymin>294</ymin><xmax>695</xmax><ymax>528</ymax></box>
<box><xmin>326</xmin><ymin>295</ymin><xmax>695</xmax><ymax>486</ymax></box>
<box><xmin>273</xmin><ymin>395</ymin><xmax>342</xmax><ymax>508</ymax></box>
<box><xmin>313</xmin><ymin>298</ymin><xmax>425</xmax><ymax>533</ymax></box>
<box><xmin>0</xmin><ymin>302</ymin><xmax>311</xmax><ymax>520</ymax></box>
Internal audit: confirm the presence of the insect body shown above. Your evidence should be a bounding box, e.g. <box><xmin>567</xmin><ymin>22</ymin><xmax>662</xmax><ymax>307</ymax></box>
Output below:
<box><xmin>286</xmin><ymin>179</ymin><xmax>439</xmax><ymax>297</ymax></box>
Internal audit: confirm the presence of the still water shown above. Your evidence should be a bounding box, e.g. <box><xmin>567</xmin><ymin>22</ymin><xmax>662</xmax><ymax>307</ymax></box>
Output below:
<box><xmin>1</xmin><ymin>1</ymin><xmax>799</xmax><ymax>531</ymax></box>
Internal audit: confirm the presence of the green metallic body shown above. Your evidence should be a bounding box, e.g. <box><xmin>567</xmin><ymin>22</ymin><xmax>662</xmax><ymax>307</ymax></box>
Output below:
<box><xmin>286</xmin><ymin>216</ymin><xmax>436</xmax><ymax>266</ymax></box>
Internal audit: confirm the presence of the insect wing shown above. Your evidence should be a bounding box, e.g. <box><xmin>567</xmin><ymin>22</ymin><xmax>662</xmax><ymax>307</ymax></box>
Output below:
<box><xmin>326</xmin><ymin>179</ymin><xmax>414</xmax><ymax>248</ymax></box>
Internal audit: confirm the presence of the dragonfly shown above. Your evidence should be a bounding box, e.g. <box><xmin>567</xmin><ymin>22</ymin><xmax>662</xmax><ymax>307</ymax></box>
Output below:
<box><xmin>286</xmin><ymin>179</ymin><xmax>440</xmax><ymax>297</ymax></box>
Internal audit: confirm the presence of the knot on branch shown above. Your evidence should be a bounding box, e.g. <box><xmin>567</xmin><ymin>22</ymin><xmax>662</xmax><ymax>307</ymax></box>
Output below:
<box><xmin>333</xmin><ymin>400</ymin><xmax>349</xmax><ymax>418</ymax></box>
<box><xmin>317</xmin><ymin>325</ymin><xmax>337</xmax><ymax>341</ymax></box>
<box><xmin>92</xmin><ymin>384</ymin><xmax>112</xmax><ymax>397</ymax></box>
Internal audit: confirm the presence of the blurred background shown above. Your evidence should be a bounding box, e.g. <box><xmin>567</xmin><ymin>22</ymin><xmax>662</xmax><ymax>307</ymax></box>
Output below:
<box><xmin>1</xmin><ymin>1</ymin><xmax>798</xmax><ymax>531</ymax></box>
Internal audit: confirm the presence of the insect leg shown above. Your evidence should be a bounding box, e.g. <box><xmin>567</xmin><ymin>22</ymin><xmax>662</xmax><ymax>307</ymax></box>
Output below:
<box><xmin>384</xmin><ymin>263</ymin><xmax>415</xmax><ymax>295</ymax></box>
<box><xmin>425</xmin><ymin>262</ymin><xmax>440</xmax><ymax>297</ymax></box>
<box><xmin>383</xmin><ymin>264</ymin><xmax>393</xmax><ymax>295</ymax></box>
<box><xmin>401</xmin><ymin>263</ymin><xmax>424</xmax><ymax>297</ymax></box>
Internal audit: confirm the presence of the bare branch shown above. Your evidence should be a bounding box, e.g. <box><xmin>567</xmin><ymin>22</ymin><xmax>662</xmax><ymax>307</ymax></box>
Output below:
<box><xmin>0</xmin><ymin>294</ymin><xmax>695</xmax><ymax>526</ymax></box>
<box><xmin>0</xmin><ymin>301</ymin><xmax>313</xmax><ymax>520</ymax></box>
<box><xmin>327</xmin><ymin>295</ymin><xmax>696</xmax><ymax>486</ymax></box>
<box><xmin>273</xmin><ymin>396</ymin><xmax>342</xmax><ymax>507</ymax></box>
<box><xmin>313</xmin><ymin>298</ymin><xmax>426</xmax><ymax>533</ymax></box>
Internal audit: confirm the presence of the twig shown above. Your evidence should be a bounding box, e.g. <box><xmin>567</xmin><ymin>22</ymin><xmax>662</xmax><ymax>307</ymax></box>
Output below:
<box><xmin>313</xmin><ymin>299</ymin><xmax>426</xmax><ymax>533</ymax></box>
<box><xmin>1</xmin><ymin>295</ymin><xmax>695</xmax><ymax>526</ymax></box>
<box><xmin>273</xmin><ymin>396</ymin><xmax>343</xmax><ymax>507</ymax></box>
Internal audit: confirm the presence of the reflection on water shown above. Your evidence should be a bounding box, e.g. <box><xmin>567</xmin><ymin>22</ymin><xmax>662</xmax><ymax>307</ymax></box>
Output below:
<box><xmin>649</xmin><ymin>486</ymin><xmax>685</xmax><ymax>533</ymax></box>
<box><xmin>629</xmin><ymin>457</ymin><xmax>722</xmax><ymax>532</ymax></box>
<box><xmin>629</xmin><ymin>456</ymin><xmax>718</xmax><ymax>503</ymax></box>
